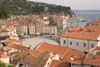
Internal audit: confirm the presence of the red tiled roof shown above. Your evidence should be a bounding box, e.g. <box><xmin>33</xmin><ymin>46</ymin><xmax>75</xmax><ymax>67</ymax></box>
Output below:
<box><xmin>91</xmin><ymin>19</ymin><xmax>100</xmax><ymax>23</ymax></box>
<box><xmin>62</xmin><ymin>49</ymin><xmax>85</xmax><ymax>65</ymax></box>
<box><xmin>61</xmin><ymin>31</ymin><xmax>100</xmax><ymax>41</ymax></box>
<box><xmin>59</xmin><ymin>17</ymin><xmax>65</xmax><ymax>20</ymax></box>
<box><xmin>36</xmin><ymin>43</ymin><xmax>69</xmax><ymax>58</ymax></box>
<box><xmin>0</xmin><ymin>29</ymin><xmax>9</xmax><ymax>32</ymax></box>
<box><xmin>89</xmin><ymin>46</ymin><xmax>100</xmax><ymax>51</ymax></box>
<box><xmin>49</xmin><ymin>60</ymin><xmax>69</xmax><ymax>67</ymax></box>
<box><xmin>83</xmin><ymin>54</ymin><xmax>100</xmax><ymax>66</ymax></box>
<box><xmin>5</xmin><ymin>40</ymin><xmax>16</xmax><ymax>45</ymax></box>
<box><xmin>0</xmin><ymin>53</ymin><xmax>9</xmax><ymax>58</ymax></box>
<box><xmin>30</xmin><ymin>50</ymin><xmax>42</xmax><ymax>57</ymax></box>
<box><xmin>36</xmin><ymin>24</ymin><xmax>43</xmax><ymax>26</ymax></box>
<box><xmin>43</xmin><ymin>25</ymin><xmax>57</xmax><ymax>27</ymax></box>
<box><xmin>88</xmin><ymin>26</ymin><xmax>100</xmax><ymax>32</ymax></box>
<box><xmin>29</xmin><ymin>24</ymin><xmax>35</xmax><ymax>26</ymax></box>
<box><xmin>10</xmin><ymin>44</ymin><xmax>28</xmax><ymax>50</ymax></box>
<box><xmin>71</xmin><ymin>26</ymin><xmax>88</xmax><ymax>32</ymax></box>
<box><xmin>3</xmin><ymin>47</ymin><xmax>12</xmax><ymax>50</ymax></box>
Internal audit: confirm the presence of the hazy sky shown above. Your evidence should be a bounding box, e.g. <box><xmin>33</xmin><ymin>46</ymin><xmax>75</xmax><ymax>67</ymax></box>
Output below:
<box><xmin>30</xmin><ymin>0</ymin><xmax>100</xmax><ymax>10</ymax></box>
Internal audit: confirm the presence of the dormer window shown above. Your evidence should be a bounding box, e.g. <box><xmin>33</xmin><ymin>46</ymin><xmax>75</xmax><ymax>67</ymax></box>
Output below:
<box><xmin>53</xmin><ymin>62</ymin><xmax>56</xmax><ymax>64</ymax></box>
<box><xmin>71</xmin><ymin>55</ymin><xmax>74</xmax><ymax>57</ymax></box>
<box><xmin>92</xmin><ymin>57</ymin><xmax>95</xmax><ymax>60</ymax></box>
<box><xmin>79</xmin><ymin>55</ymin><xmax>81</xmax><ymax>57</ymax></box>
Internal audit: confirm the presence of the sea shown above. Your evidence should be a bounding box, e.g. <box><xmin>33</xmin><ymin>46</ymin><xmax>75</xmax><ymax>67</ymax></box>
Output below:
<box><xmin>72</xmin><ymin>10</ymin><xmax>100</xmax><ymax>26</ymax></box>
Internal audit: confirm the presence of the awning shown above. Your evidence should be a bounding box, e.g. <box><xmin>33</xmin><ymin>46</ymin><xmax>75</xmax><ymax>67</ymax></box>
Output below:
<box><xmin>21</xmin><ymin>34</ymin><xmax>24</xmax><ymax>36</ymax></box>
<box><xmin>34</xmin><ymin>33</ymin><xmax>40</xmax><ymax>35</ymax></box>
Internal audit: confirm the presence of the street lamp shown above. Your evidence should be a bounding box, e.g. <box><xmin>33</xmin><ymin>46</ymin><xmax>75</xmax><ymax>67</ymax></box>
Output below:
<box><xmin>70</xmin><ymin>58</ymin><xmax>74</xmax><ymax>67</ymax></box>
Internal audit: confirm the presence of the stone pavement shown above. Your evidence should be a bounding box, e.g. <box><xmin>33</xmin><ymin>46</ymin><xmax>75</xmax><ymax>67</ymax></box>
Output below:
<box><xmin>21</xmin><ymin>37</ymin><xmax>59</xmax><ymax>50</ymax></box>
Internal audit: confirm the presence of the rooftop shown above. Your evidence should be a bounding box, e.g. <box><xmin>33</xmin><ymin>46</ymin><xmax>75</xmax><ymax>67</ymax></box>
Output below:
<box><xmin>10</xmin><ymin>44</ymin><xmax>28</xmax><ymax>50</ymax></box>
<box><xmin>49</xmin><ymin>60</ymin><xmax>69</xmax><ymax>67</ymax></box>
<box><xmin>36</xmin><ymin>43</ymin><xmax>69</xmax><ymax>58</ymax></box>
<box><xmin>61</xmin><ymin>31</ymin><xmax>100</xmax><ymax>41</ymax></box>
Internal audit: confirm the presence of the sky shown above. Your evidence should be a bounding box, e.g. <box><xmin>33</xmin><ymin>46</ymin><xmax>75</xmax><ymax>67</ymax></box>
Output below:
<box><xmin>30</xmin><ymin>0</ymin><xmax>100</xmax><ymax>10</ymax></box>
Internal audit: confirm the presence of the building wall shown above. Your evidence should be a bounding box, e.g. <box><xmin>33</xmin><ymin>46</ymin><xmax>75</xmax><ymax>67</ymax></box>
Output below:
<box><xmin>44</xmin><ymin>53</ymin><xmax>59</xmax><ymax>67</ymax></box>
<box><xmin>0</xmin><ymin>32</ymin><xmax>9</xmax><ymax>36</ymax></box>
<box><xmin>72</xmin><ymin>65</ymin><xmax>82</xmax><ymax>67</ymax></box>
<box><xmin>16</xmin><ymin>26</ymin><xmax>22</xmax><ymax>34</ymax></box>
<box><xmin>61</xmin><ymin>37</ymin><xmax>98</xmax><ymax>52</ymax></box>
<box><xmin>63</xmin><ymin>20</ymin><xmax>67</xmax><ymax>29</ymax></box>
<box><xmin>1</xmin><ymin>25</ymin><xmax>7</xmax><ymax>29</ymax></box>
<box><xmin>43</xmin><ymin>17</ymin><xmax>48</xmax><ymax>20</ymax></box>
<box><xmin>89</xmin><ymin>50</ymin><xmax>100</xmax><ymax>55</ymax></box>
<box><xmin>36</xmin><ymin>26</ymin><xmax>43</xmax><ymax>34</ymax></box>
<box><xmin>0</xmin><ymin>58</ymin><xmax>9</xmax><ymax>63</ymax></box>
<box><xmin>29</xmin><ymin>26</ymin><xmax>35</xmax><ymax>34</ymax></box>
<box><xmin>43</xmin><ymin>26</ymin><xmax>57</xmax><ymax>35</ymax></box>
<box><xmin>43</xmin><ymin>21</ymin><xmax>49</xmax><ymax>25</ymax></box>
<box><xmin>22</xmin><ymin>26</ymin><xmax>27</xmax><ymax>34</ymax></box>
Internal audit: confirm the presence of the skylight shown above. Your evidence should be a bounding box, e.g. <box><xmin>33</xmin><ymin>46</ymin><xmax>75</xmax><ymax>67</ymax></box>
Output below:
<box><xmin>85</xmin><ymin>32</ymin><xmax>87</xmax><ymax>34</ymax></box>
<box><xmin>53</xmin><ymin>62</ymin><xmax>56</xmax><ymax>64</ymax></box>
<box><xmin>92</xmin><ymin>33</ymin><xmax>94</xmax><ymax>35</ymax></box>
<box><xmin>48</xmin><ymin>47</ymin><xmax>50</xmax><ymax>48</ymax></box>
<box><xmin>71</xmin><ymin>55</ymin><xmax>74</xmax><ymax>57</ymax></box>
<box><xmin>92</xmin><ymin>57</ymin><xmax>95</xmax><ymax>60</ymax></box>
<box><xmin>79</xmin><ymin>55</ymin><xmax>81</xmax><ymax>57</ymax></box>
<box><xmin>80</xmin><ymin>32</ymin><xmax>82</xmax><ymax>34</ymax></box>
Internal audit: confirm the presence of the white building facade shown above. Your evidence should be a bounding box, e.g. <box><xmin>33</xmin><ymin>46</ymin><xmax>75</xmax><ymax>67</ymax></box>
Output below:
<box><xmin>43</xmin><ymin>26</ymin><xmax>57</xmax><ymax>35</ymax></box>
<box><xmin>61</xmin><ymin>37</ymin><xmax>99</xmax><ymax>52</ymax></box>
<box><xmin>60</xmin><ymin>31</ymin><xmax>100</xmax><ymax>52</ymax></box>
<box><xmin>29</xmin><ymin>24</ymin><xmax>35</xmax><ymax>35</ymax></box>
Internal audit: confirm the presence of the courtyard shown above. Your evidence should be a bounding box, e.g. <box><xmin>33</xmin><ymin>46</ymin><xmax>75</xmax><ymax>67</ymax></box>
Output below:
<box><xmin>21</xmin><ymin>37</ymin><xmax>59</xmax><ymax>50</ymax></box>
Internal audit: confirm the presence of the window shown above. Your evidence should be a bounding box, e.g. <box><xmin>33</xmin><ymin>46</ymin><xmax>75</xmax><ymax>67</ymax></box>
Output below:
<box><xmin>84</xmin><ymin>43</ymin><xmax>86</xmax><ymax>47</ymax></box>
<box><xmin>77</xmin><ymin>42</ymin><xmax>78</xmax><ymax>46</ymax></box>
<box><xmin>91</xmin><ymin>44</ymin><xmax>94</xmax><ymax>48</ymax></box>
<box><xmin>79</xmin><ymin>55</ymin><xmax>81</xmax><ymax>57</ymax></box>
<box><xmin>70</xmin><ymin>41</ymin><xmax>72</xmax><ymax>45</ymax></box>
<box><xmin>64</xmin><ymin>40</ymin><xmax>66</xmax><ymax>44</ymax></box>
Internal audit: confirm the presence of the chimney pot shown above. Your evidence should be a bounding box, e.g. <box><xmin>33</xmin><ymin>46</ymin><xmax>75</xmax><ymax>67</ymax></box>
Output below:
<box><xmin>84</xmin><ymin>51</ymin><xmax>88</xmax><ymax>58</ymax></box>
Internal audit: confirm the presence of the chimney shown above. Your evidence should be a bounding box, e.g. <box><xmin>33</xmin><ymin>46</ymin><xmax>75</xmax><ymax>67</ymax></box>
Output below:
<box><xmin>80</xmin><ymin>28</ymin><xmax>83</xmax><ymax>31</ymax></box>
<box><xmin>84</xmin><ymin>51</ymin><xmax>88</xmax><ymax>58</ymax></box>
<box><xmin>28</xmin><ymin>45</ymin><xmax>31</xmax><ymax>55</ymax></box>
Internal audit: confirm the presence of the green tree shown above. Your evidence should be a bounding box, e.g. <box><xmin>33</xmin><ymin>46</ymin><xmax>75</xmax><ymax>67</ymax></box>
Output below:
<box><xmin>0</xmin><ymin>62</ymin><xmax>7</xmax><ymax>67</ymax></box>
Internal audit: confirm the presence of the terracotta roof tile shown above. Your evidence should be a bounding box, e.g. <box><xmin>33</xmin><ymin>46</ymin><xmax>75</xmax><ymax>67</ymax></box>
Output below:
<box><xmin>29</xmin><ymin>24</ymin><xmax>35</xmax><ymax>26</ymax></box>
<box><xmin>89</xmin><ymin>46</ymin><xmax>100</xmax><ymax>51</ymax></box>
<box><xmin>5</xmin><ymin>40</ymin><xmax>16</xmax><ymax>45</ymax></box>
<box><xmin>61</xmin><ymin>31</ymin><xmax>100</xmax><ymax>41</ymax></box>
<box><xmin>83</xmin><ymin>54</ymin><xmax>100</xmax><ymax>66</ymax></box>
<box><xmin>0</xmin><ymin>29</ymin><xmax>9</xmax><ymax>32</ymax></box>
<box><xmin>62</xmin><ymin>49</ymin><xmax>84</xmax><ymax>65</ymax></box>
<box><xmin>43</xmin><ymin>25</ymin><xmax>57</xmax><ymax>27</ymax></box>
<box><xmin>92</xmin><ymin>19</ymin><xmax>100</xmax><ymax>23</ymax></box>
<box><xmin>49</xmin><ymin>60</ymin><xmax>69</xmax><ymax>67</ymax></box>
<box><xmin>10</xmin><ymin>44</ymin><xmax>28</xmax><ymax>50</ymax></box>
<box><xmin>0</xmin><ymin>53</ymin><xmax>9</xmax><ymax>58</ymax></box>
<box><xmin>36</xmin><ymin>43</ymin><xmax>69</xmax><ymax>58</ymax></box>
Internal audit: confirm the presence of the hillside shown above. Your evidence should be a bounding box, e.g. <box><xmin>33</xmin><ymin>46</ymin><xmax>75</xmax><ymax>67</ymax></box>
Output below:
<box><xmin>0</xmin><ymin>0</ymin><xmax>73</xmax><ymax>15</ymax></box>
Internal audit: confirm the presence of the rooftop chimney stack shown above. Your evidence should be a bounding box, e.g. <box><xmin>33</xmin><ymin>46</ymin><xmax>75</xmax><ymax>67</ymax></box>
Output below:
<box><xmin>85</xmin><ymin>51</ymin><xmax>88</xmax><ymax>58</ymax></box>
